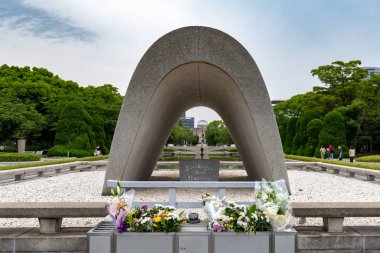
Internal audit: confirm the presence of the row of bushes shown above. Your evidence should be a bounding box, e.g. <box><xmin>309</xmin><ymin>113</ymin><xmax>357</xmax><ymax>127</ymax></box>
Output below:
<box><xmin>0</xmin><ymin>152</ymin><xmax>41</xmax><ymax>162</ymax></box>
<box><xmin>158</xmin><ymin>154</ymin><xmax>195</xmax><ymax>161</ymax></box>
<box><xmin>47</xmin><ymin>145</ymin><xmax>94</xmax><ymax>158</ymax></box>
<box><xmin>208</xmin><ymin>155</ymin><xmax>241</xmax><ymax>161</ymax></box>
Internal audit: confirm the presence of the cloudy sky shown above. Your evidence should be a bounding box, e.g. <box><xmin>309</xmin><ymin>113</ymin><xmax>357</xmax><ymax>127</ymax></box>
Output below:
<box><xmin>1</xmin><ymin>0</ymin><xmax>379</xmax><ymax>124</ymax></box>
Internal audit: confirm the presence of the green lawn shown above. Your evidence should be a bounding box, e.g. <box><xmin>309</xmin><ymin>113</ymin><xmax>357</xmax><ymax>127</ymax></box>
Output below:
<box><xmin>356</xmin><ymin>155</ymin><xmax>380</xmax><ymax>163</ymax></box>
<box><xmin>0</xmin><ymin>155</ymin><xmax>108</xmax><ymax>171</ymax></box>
<box><xmin>285</xmin><ymin>154</ymin><xmax>380</xmax><ymax>171</ymax></box>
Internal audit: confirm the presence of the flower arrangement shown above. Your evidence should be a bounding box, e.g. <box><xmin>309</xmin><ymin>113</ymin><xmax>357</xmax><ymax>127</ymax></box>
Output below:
<box><xmin>254</xmin><ymin>179</ymin><xmax>293</xmax><ymax>231</ymax></box>
<box><xmin>202</xmin><ymin>194</ymin><xmax>272</xmax><ymax>234</ymax></box>
<box><xmin>108</xmin><ymin>183</ymin><xmax>187</xmax><ymax>233</ymax></box>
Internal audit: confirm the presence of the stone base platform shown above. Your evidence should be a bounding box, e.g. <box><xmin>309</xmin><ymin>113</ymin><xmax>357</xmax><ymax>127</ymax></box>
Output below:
<box><xmin>0</xmin><ymin>227</ymin><xmax>88</xmax><ymax>253</ymax></box>
<box><xmin>296</xmin><ymin>226</ymin><xmax>380</xmax><ymax>252</ymax></box>
<box><xmin>1</xmin><ymin>226</ymin><xmax>380</xmax><ymax>252</ymax></box>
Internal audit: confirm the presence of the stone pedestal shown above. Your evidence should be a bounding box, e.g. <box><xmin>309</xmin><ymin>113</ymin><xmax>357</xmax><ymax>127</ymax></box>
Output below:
<box><xmin>17</xmin><ymin>138</ymin><xmax>26</xmax><ymax>153</ymax></box>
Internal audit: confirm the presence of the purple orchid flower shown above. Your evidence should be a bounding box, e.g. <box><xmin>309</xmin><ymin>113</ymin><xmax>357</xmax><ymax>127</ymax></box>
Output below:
<box><xmin>116</xmin><ymin>210</ymin><xmax>127</xmax><ymax>233</ymax></box>
<box><xmin>212</xmin><ymin>224</ymin><xmax>225</xmax><ymax>232</ymax></box>
<box><xmin>141</xmin><ymin>204</ymin><xmax>148</xmax><ymax>210</ymax></box>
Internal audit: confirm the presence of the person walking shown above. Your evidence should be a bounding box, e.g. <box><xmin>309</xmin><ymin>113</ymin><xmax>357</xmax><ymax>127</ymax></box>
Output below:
<box><xmin>338</xmin><ymin>146</ymin><xmax>343</xmax><ymax>161</ymax></box>
<box><xmin>327</xmin><ymin>145</ymin><xmax>334</xmax><ymax>160</ymax></box>
<box><xmin>320</xmin><ymin>145</ymin><xmax>326</xmax><ymax>159</ymax></box>
<box><xmin>349</xmin><ymin>146</ymin><xmax>356</xmax><ymax>163</ymax></box>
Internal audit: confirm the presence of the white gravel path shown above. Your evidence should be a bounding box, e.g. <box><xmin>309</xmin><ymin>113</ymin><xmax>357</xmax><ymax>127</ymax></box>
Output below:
<box><xmin>1</xmin><ymin>169</ymin><xmax>380</xmax><ymax>228</ymax></box>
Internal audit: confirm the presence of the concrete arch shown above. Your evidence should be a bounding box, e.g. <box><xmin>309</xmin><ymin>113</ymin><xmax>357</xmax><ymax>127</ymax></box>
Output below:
<box><xmin>102</xmin><ymin>26</ymin><xmax>289</xmax><ymax>194</ymax></box>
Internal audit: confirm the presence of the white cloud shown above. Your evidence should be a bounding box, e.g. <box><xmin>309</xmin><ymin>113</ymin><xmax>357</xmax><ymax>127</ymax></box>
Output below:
<box><xmin>1</xmin><ymin>0</ymin><xmax>379</xmax><ymax>123</ymax></box>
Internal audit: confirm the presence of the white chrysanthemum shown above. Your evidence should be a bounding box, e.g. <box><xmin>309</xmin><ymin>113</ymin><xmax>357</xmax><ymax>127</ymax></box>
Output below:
<box><xmin>140</xmin><ymin>217</ymin><xmax>151</xmax><ymax>224</ymax></box>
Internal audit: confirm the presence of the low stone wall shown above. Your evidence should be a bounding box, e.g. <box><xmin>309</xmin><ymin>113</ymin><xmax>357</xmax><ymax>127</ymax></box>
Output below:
<box><xmin>1</xmin><ymin>226</ymin><xmax>380</xmax><ymax>252</ymax></box>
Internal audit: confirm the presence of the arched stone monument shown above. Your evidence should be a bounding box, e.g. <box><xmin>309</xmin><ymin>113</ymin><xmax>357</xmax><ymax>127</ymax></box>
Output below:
<box><xmin>102</xmin><ymin>26</ymin><xmax>289</xmax><ymax>194</ymax></box>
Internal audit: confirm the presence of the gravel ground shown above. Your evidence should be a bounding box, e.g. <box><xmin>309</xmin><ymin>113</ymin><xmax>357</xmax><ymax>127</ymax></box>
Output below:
<box><xmin>1</xmin><ymin>169</ymin><xmax>380</xmax><ymax>228</ymax></box>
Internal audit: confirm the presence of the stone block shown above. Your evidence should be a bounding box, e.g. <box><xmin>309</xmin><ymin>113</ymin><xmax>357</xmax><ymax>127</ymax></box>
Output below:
<box><xmin>179</xmin><ymin>159</ymin><xmax>219</xmax><ymax>181</ymax></box>
<box><xmin>349</xmin><ymin>226</ymin><xmax>380</xmax><ymax>250</ymax></box>
<box><xmin>323</xmin><ymin>217</ymin><xmax>344</xmax><ymax>232</ymax></box>
<box><xmin>296</xmin><ymin>226</ymin><xmax>362</xmax><ymax>250</ymax></box>
<box><xmin>14</xmin><ymin>174</ymin><xmax>24</xmax><ymax>181</ymax></box>
<box><xmin>366</xmin><ymin>174</ymin><xmax>375</xmax><ymax>181</ymax></box>
<box><xmin>15</xmin><ymin>227</ymin><xmax>88</xmax><ymax>252</ymax></box>
<box><xmin>39</xmin><ymin>218</ymin><xmax>62</xmax><ymax>233</ymax></box>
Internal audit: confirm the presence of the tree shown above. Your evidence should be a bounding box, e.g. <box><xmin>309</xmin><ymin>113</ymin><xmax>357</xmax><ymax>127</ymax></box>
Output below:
<box><xmin>54</xmin><ymin>101</ymin><xmax>95</xmax><ymax>151</ymax></box>
<box><xmin>283</xmin><ymin>118</ymin><xmax>297</xmax><ymax>154</ymax></box>
<box><xmin>311</xmin><ymin>60</ymin><xmax>368</xmax><ymax>106</ymax></box>
<box><xmin>318</xmin><ymin>111</ymin><xmax>346</xmax><ymax>148</ymax></box>
<box><xmin>0</xmin><ymin>101</ymin><xmax>45</xmax><ymax>152</ymax></box>
<box><xmin>205</xmin><ymin>120</ymin><xmax>232</xmax><ymax>146</ymax></box>
<box><xmin>305</xmin><ymin>119</ymin><xmax>323</xmax><ymax>157</ymax></box>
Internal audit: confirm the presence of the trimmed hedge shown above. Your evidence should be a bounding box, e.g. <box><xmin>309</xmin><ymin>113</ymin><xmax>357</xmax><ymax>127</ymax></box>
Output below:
<box><xmin>47</xmin><ymin>145</ymin><xmax>93</xmax><ymax>158</ymax></box>
<box><xmin>0</xmin><ymin>155</ymin><xmax>108</xmax><ymax>171</ymax></box>
<box><xmin>159</xmin><ymin>154</ymin><xmax>195</xmax><ymax>161</ymax></box>
<box><xmin>208</xmin><ymin>155</ymin><xmax>241</xmax><ymax>161</ymax></box>
<box><xmin>163</xmin><ymin>147</ymin><xmax>178</xmax><ymax>152</ymax></box>
<box><xmin>285</xmin><ymin>154</ymin><xmax>380</xmax><ymax>171</ymax></box>
<box><xmin>0</xmin><ymin>152</ymin><xmax>41</xmax><ymax>162</ymax></box>
<box><xmin>225</xmin><ymin>147</ymin><xmax>238</xmax><ymax>152</ymax></box>
<box><xmin>356</xmin><ymin>155</ymin><xmax>380</xmax><ymax>163</ymax></box>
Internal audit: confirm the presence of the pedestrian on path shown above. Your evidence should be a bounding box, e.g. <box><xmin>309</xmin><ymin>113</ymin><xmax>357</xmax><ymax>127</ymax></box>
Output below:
<box><xmin>338</xmin><ymin>146</ymin><xmax>343</xmax><ymax>161</ymax></box>
<box><xmin>320</xmin><ymin>145</ymin><xmax>326</xmax><ymax>159</ymax></box>
<box><xmin>349</xmin><ymin>146</ymin><xmax>356</xmax><ymax>163</ymax></box>
<box><xmin>327</xmin><ymin>145</ymin><xmax>334</xmax><ymax>160</ymax></box>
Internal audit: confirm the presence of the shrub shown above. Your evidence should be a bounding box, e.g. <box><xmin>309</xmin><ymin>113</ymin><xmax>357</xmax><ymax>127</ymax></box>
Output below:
<box><xmin>47</xmin><ymin>145</ymin><xmax>93</xmax><ymax>158</ymax></box>
<box><xmin>0</xmin><ymin>152</ymin><xmax>40</xmax><ymax>162</ymax></box>
<box><xmin>306</xmin><ymin>119</ymin><xmax>324</xmax><ymax>157</ymax></box>
<box><xmin>54</xmin><ymin>102</ymin><xmax>95</xmax><ymax>151</ymax></box>
<box><xmin>318</xmin><ymin>111</ymin><xmax>346</xmax><ymax>148</ymax></box>
<box><xmin>226</xmin><ymin>147</ymin><xmax>238</xmax><ymax>152</ymax></box>
<box><xmin>208</xmin><ymin>155</ymin><xmax>241</xmax><ymax>161</ymax></box>
<box><xmin>159</xmin><ymin>154</ymin><xmax>195</xmax><ymax>161</ymax></box>
<box><xmin>2</xmin><ymin>146</ymin><xmax>17</xmax><ymax>152</ymax></box>
<box><xmin>163</xmin><ymin>147</ymin><xmax>178</xmax><ymax>152</ymax></box>
<box><xmin>284</xmin><ymin>118</ymin><xmax>297</xmax><ymax>153</ymax></box>
<box><xmin>296</xmin><ymin>146</ymin><xmax>305</xmax><ymax>156</ymax></box>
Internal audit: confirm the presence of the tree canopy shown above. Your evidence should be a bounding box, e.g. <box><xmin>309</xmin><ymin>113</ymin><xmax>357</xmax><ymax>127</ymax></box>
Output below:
<box><xmin>275</xmin><ymin>60</ymin><xmax>380</xmax><ymax>156</ymax></box>
<box><xmin>0</xmin><ymin>64</ymin><xmax>123</xmax><ymax>154</ymax></box>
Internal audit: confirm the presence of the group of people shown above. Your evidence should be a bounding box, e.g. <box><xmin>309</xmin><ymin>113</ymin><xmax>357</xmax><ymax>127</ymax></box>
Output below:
<box><xmin>319</xmin><ymin>145</ymin><xmax>356</xmax><ymax>162</ymax></box>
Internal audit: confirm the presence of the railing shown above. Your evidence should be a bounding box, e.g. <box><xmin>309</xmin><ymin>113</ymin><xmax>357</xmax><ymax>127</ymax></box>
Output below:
<box><xmin>107</xmin><ymin>180</ymin><xmax>256</xmax><ymax>208</ymax></box>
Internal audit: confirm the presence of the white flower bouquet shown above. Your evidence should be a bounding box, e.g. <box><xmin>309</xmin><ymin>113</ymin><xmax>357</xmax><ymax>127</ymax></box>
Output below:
<box><xmin>254</xmin><ymin>179</ymin><xmax>293</xmax><ymax>231</ymax></box>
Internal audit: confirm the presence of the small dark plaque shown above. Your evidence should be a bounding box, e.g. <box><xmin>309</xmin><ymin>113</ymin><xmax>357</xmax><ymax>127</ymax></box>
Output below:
<box><xmin>179</xmin><ymin>159</ymin><xmax>220</xmax><ymax>181</ymax></box>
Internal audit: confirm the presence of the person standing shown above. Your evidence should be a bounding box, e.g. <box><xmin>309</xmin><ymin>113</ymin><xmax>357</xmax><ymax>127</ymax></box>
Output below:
<box><xmin>338</xmin><ymin>146</ymin><xmax>343</xmax><ymax>161</ymax></box>
<box><xmin>327</xmin><ymin>145</ymin><xmax>334</xmax><ymax>160</ymax></box>
<box><xmin>320</xmin><ymin>145</ymin><xmax>326</xmax><ymax>159</ymax></box>
<box><xmin>349</xmin><ymin>146</ymin><xmax>356</xmax><ymax>163</ymax></box>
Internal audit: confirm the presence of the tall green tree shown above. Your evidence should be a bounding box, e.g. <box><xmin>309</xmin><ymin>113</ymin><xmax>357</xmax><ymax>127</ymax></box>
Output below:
<box><xmin>318</xmin><ymin>111</ymin><xmax>346</xmax><ymax>148</ymax></box>
<box><xmin>54</xmin><ymin>101</ymin><xmax>95</xmax><ymax>151</ymax></box>
<box><xmin>205</xmin><ymin>120</ymin><xmax>233</xmax><ymax>146</ymax></box>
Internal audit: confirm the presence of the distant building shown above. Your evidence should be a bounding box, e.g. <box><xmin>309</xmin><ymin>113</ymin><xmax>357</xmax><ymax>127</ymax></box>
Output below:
<box><xmin>181</xmin><ymin>117</ymin><xmax>195</xmax><ymax>129</ymax></box>
<box><xmin>195</xmin><ymin>120</ymin><xmax>208</xmax><ymax>144</ymax></box>
<box><xmin>271</xmin><ymin>99</ymin><xmax>285</xmax><ymax>106</ymax></box>
<box><xmin>178</xmin><ymin>112</ymin><xmax>194</xmax><ymax>129</ymax></box>
<box><xmin>362</xmin><ymin>67</ymin><xmax>380</xmax><ymax>79</ymax></box>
